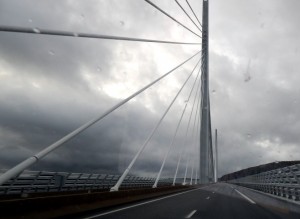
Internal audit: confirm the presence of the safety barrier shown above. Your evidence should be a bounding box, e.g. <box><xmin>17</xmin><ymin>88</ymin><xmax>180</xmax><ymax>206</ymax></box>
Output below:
<box><xmin>0</xmin><ymin>170</ymin><xmax>176</xmax><ymax>195</ymax></box>
<box><xmin>228</xmin><ymin>164</ymin><xmax>300</xmax><ymax>201</ymax></box>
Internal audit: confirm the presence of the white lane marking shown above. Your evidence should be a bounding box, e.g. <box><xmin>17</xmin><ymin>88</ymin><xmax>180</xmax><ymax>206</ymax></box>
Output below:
<box><xmin>185</xmin><ymin>210</ymin><xmax>197</xmax><ymax>218</ymax></box>
<box><xmin>206</xmin><ymin>196</ymin><xmax>210</xmax><ymax>199</ymax></box>
<box><xmin>234</xmin><ymin>189</ymin><xmax>256</xmax><ymax>204</ymax></box>
<box><xmin>83</xmin><ymin>188</ymin><xmax>202</xmax><ymax>219</ymax></box>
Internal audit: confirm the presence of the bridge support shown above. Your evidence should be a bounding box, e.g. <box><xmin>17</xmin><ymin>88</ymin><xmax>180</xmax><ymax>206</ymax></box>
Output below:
<box><xmin>200</xmin><ymin>0</ymin><xmax>213</xmax><ymax>184</ymax></box>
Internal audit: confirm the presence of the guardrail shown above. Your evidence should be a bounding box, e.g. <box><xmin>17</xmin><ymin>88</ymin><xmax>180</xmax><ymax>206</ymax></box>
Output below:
<box><xmin>0</xmin><ymin>170</ymin><xmax>178</xmax><ymax>195</ymax></box>
<box><xmin>228</xmin><ymin>164</ymin><xmax>300</xmax><ymax>201</ymax></box>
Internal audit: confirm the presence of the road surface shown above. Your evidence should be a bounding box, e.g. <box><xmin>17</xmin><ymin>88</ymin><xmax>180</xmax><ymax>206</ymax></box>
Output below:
<box><xmin>74</xmin><ymin>183</ymin><xmax>299</xmax><ymax>219</ymax></box>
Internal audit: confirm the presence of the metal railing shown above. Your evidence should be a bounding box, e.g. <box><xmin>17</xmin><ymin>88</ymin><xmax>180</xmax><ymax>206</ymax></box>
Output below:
<box><xmin>0</xmin><ymin>170</ymin><xmax>177</xmax><ymax>195</ymax></box>
<box><xmin>228</xmin><ymin>164</ymin><xmax>300</xmax><ymax>201</ymax></box>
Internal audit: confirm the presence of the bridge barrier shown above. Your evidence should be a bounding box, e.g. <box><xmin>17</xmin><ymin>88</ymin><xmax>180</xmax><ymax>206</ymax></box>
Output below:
<box><xmin>0</xmin><ymin>170</ymin><xmax>179</xmax><ymax>195</ymax></box>
<box><xmin>228</xmin><ymin>163</ymin><xmax>300</xmax><ymax>201</ymax></box>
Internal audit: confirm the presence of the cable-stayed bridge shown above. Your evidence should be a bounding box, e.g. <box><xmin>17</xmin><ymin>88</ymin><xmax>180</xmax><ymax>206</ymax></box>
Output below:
<box><xmin>0</xmin><ymin>0</ymin><xmax>300</xmax><ymax>218</ymax></box>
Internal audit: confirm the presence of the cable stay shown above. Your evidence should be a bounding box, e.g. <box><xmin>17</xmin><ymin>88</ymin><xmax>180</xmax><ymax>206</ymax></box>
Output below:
<box><xmin>172</xmin><ymin>66</ymin><xmax>202</xmax><ymax>185</ymax></box>
<box><xmin>174</xmin><ymin>0</ymin><xmax>202</xmax><ymax>33</ymax></box>
<box><xmin>145</xmin><ymin>0</ymin><xmax>202</xmax><ymax>39</ymax></box>
<box><xmin>186</xmin><ymin>0</ymin><xmax>202</xmax><ymax>28</ymax></box>
<box><xmin>188</xmin><ymin>82</ymin><xmax>201</xmax><ymax>185</ymax></box>
<box><xmin>153</xmin><ymin>60</ymin><xmax>202</xmax><ymax>188</ymax></box>
<box><xmin>0</xmin><ymin>51</ymin><xmax>201</xmax><ymax>186</ymax></box>
<box><xmin>190</xmin><ymin>91</ymin><xmax>202</xmax><ymax>185</ymax></box>
<box><xmin>180</xmin><ymin>69</ymin><xmax>202</xmax><ymax>185</ymax></box>
<box><xmin>0</xmin><ymin>26</ymin><xmax>201</xmax><ymax>45</ymax></box>
<box><xmin>110</xmin><ymin>57</ymin><xmax>201</xmax><ymax>192</ymax></box>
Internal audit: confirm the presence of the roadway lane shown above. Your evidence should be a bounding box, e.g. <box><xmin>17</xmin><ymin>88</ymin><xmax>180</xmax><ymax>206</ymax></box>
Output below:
<box><xmin>78</xmin><ymin>183</ymin><xmax>299</xmax><ymax>219</ymax></box>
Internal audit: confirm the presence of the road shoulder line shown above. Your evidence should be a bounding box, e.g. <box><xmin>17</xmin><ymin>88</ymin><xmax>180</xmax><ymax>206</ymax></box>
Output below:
<box><xmin>234</xmin><ymin>188</ymin><xmax>256</xmax><ymax>204</ymax></box>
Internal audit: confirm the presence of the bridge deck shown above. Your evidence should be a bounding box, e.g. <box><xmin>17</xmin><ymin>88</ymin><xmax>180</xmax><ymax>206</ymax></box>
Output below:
<box><xmin>76</xmin><ymin>183</ymin><xmax>300</xmax><ymax>219</ymax></box>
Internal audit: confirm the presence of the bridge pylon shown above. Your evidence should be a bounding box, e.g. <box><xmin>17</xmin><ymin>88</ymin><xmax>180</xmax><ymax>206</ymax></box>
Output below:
<box><xmin>199</xmin><ymin>0</ymin><xmax>214</xmax><ymax>184</ymax></box>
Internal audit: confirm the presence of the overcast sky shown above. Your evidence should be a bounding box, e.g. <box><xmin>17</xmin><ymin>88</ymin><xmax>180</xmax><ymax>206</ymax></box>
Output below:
<box><xmin>0</xmin><ymin>0</ymin><xmax>299</xmax><ymax>179</ymax></box>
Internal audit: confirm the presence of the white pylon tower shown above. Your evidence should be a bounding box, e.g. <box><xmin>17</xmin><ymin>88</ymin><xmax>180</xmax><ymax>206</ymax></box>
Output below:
<box><xmin>200</xmin><ymin>0</ymin><xmax>214</xmax><ymax>184</ymax></box>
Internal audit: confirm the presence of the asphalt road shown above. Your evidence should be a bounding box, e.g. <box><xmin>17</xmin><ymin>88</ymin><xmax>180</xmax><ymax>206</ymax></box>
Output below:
<box><xmin>78</xmin><ymin>183</ymin><xmax>300</xmax><ymax>219</ymax></box>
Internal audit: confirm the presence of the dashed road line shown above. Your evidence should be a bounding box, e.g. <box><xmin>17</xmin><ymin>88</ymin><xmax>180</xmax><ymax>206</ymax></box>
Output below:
<box><xmin>185</xmin><ymin>210</ymin><xmax>197</xmax><ymax>218</ymax></box>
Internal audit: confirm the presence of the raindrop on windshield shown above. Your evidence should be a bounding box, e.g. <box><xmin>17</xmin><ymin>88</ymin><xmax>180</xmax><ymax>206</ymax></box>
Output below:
<box><xmin>73</xmin><ymin>33</ymin><xmax>79</xmax><ymax>37</ymax></box>
<box><xmin>244</xmin><ymin>75</ymin><xmax>251</xmax><ymax>82</ymax></box>
<box><xmin>212</xmin><ymin>89</ymin><xmax>216</xmax><ymax>93</ymax></box>
<box><xmin>97</xmin><ymin>66</ymin><xmax>101</xmax><ymax>72</ymax></box>
<box><xmin>244</xmin><ymin>59</ymin><xmax>252</xmax><ymax>82</ymax></box>
<box><xmin>120</xmin><ymin>21</ymin><xmax>125</xmax><ymax>26</ymax></box>
<box><xmin>247</xmin><ymin>134</ymin><xmax>251</xmax><ymax>138</ymax></box>
<box><xmin>48</xmin><ymin>50</ymin><xmax>55</xmax><ymax>56</ymax></box>
<box><xmin>28</xmin><ymin>19</ymin><xmax>33</xmax><ymax>23</ymax></box>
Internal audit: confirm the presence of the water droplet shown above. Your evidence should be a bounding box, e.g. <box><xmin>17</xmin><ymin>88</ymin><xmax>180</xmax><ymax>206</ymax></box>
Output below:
<box><xmin>278</xmin><ymin>170</ymin><xmax>282</xmax><ymax>174</ymax></box>
<box><xmin>81</xmin><ymin>14</ymin><xmax>85</xmax><ymax>20</ymax></box>
<box><xmin>247</xmin><ymin>134</ymin><xmax>251</xmax><ymax>138</ymax></box>
<box><xmin>48</xmin><ymin>50</ymin><xmax>55</xmax><ymax>56</ymax></box>
<box><xmin>28</xmin><ymin>19</ymin><xmax>33</xmax><ymax>23</ymax></box>
<box><xmin>73</xmin><ymin>33</ymin><xmax>79</xmax><ymax>37</ymax></box>
<box><xmin>212</xmin><ymin>89</ymin><xmax>216</xmax><ymax>93</ymax></box>
<box><xmin>96</xmin><ymin>66</ymin><xmax>101</xmax><ymax>72</ymax></box>
<box><xmin>260</xmin><ymin>23</ymin><xmax>265</xmax><ymax>28</ymax></box>
<box><xmin>244</xmin><ymin>59</ymin><xmax>252</xmax><ymax>82</ymax></box>
<box><xmin>120</xmin><ymin>21</ymin><xmax>125</xmax><ymax>26</ymax></box>
<box><xmin>33</xmin><ymin>28</ymin><xmax>40</xmax><ymax>34</ymax></box>
<box><xmin>244</xmin><ymin>76</ymin><xmax>251</xmax><ymax>82</ymax></box>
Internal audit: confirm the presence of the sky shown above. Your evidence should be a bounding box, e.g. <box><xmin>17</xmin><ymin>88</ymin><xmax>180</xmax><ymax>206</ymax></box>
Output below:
<box><xmin>0</xmin><ymin>0</ymin><xmax>299</xmax><ymax>180</ymax></box>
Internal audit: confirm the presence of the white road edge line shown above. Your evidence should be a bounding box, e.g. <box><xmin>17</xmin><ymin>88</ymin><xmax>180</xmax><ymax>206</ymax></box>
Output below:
<box><xmin>82</xmin><ymin>188</ymin><xmax>203</xmax><ymax>219</ymax></box>
<box><xmin>234</xmin><ymin>189</ymin><xmax>256</xmax><ymax>204</ymax></box>
<box><xmin>185</xmin><ymin>210</ymin><xmax>197</xmax><ymax>218</ymax></box>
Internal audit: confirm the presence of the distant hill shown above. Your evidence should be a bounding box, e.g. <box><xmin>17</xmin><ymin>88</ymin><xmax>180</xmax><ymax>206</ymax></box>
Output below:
<box><xmin>220</xmin><ymin>161</ymin><xmax>300</xmax><ymax>181</ymax></box>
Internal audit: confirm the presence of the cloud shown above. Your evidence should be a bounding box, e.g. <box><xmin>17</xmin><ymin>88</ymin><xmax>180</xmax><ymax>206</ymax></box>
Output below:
<box><xmin>0</xmin><ymin>0</ymin><xmax>299</xmax><ymax>182</ymax></box>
